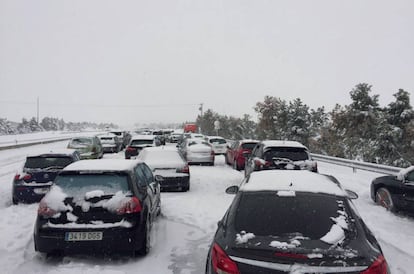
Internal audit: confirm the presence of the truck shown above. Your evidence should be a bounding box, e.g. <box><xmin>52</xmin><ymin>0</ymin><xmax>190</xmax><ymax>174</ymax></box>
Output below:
<box><xmin>183</xmin><ymin>123</ymin><xmax>198</xmax><ymax>133</ymax></box>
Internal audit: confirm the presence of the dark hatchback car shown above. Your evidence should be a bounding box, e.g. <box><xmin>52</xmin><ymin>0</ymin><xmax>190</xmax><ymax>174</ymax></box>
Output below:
<box><xmin>124</xmin><ymin>135</ymin><xmax>160</xmax><ymax>159</ymax></box>
<box><xmin>244</xmin><ymin>140</ymin><xmax>318</xmax><ymax>177</ymax></box>
<box><xmin>34</xmin><ymin>159</ymin><xmax>161</xmax><ymax>256</ymax></box>
<box><xmin>137</xmin><ymin>147</ymin><xmax>190</xmax><ymax>192</ymax></box>
<box><xmin>371</xmin><ymin>166</ymin><xmax>414</xmax><ymax>213</ymax></box>
<box><xmin>12</xmin><ymin>149</ymin><xmax>80</xmax><ymax>204</ymax></box>
<box><xmin>206</xmin><ymin>170</ymin><xmax>389</xmax><ymax>274</ymax></box>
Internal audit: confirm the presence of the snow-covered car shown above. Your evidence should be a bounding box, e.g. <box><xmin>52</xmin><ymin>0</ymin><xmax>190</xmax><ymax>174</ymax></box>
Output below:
<box><xmin>206</xmin><ymin>136</ymin><xmax>227</xmax><ymax>155</ymax></box>
<box><xmin>244</xmin><ymin>140</ymin><xmax>317</xmax><ymax>177</ymax></box>
<box><xmin>12</xmin><ymin>149</ymin><xmax>80</xmax><ymax>204</ymax></box>
<box><xmin>206</xmin><ymin>170</ymin><xmax>389</xmax><ymax>274</ymax></box>
<box><xmin>371</xmin><ymin>166</ymin><xmax>414</xmax><ymax>213</ymax></box>
<box><xmin>67</xmin><ymin>136</ymin><xmax>103</xmax><ymax>160</ymax></box>
<box><xmin>98</xmin><ymin>133</ymin><xmax>122</xmax><ymax>153</ymax></box>
<box><xmin>178</xmin><ymin>138</ymin><xmax>214</xmax><ymax>166</ymax></box>
<box><xmin>137</xmin><ymin>146</ymin><xmax>190</xmax><ymax>191</ymax></box>
<box><xmin>33</xmin><ymin>159</ymin><xmax>161</xmax><ymax>256</ymax></box>
<box><xmin>124</xmin><ymin>135</ymin><xmax>161</xmax><ymax>159</ymax></box>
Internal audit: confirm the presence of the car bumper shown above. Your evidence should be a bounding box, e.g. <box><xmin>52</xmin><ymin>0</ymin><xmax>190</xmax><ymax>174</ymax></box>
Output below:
<box><xmin>159</xmin><ymin>175</ymin><xmax>189</xmax><ymax>190</ymax></box>
<box><xmin>34</xmin><ymin>220</ymin><xmax>144</xmax><ymax>254</ymax></box>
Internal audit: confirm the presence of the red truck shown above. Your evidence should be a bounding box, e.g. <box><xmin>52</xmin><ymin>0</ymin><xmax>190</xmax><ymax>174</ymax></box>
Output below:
<box><xmin>184</xmin><ymin>123</ymin><xmax>198</xmax><ymax>133</ymax></box>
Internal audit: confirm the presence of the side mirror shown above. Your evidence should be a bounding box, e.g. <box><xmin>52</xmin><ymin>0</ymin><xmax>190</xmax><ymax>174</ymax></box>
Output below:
<box><xmin>345</xmin><ymin>189</ymin><xmax>358</xmax><ymax>199</ymax></box>
<box><xmin>225</xmin><ymin>185</ymin><xmax>239</xmax><ymax>194</ymax></box>
<box><xmin>155</xmin><ymin>175</ymin><xmax>164</xmax><ymax>182</ymax></box>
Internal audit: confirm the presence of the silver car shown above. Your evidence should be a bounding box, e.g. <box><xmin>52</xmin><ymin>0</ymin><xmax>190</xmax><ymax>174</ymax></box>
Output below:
<box><xmin>178</xmin><ymin>138</ymin><xmax>215</xmax><ymax>166</ymax></box>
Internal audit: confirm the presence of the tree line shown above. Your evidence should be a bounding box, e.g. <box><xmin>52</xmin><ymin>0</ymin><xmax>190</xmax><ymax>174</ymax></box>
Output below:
<box><xmin>196</xmin><ymin>83</ymin><xmax>414</xmax><ymax>167</ymax></box>
<box><xmin>0</xmin><ymin>116</ymin><xmax>117</xmax><ymax>134</ymax></box>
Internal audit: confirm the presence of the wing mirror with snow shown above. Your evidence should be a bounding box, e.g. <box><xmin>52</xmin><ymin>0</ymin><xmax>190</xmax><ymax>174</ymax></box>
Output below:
<box><xmin>225</xmin><ymin>185</ymin><xmax>239</xmax><ymax>194</ymax></box>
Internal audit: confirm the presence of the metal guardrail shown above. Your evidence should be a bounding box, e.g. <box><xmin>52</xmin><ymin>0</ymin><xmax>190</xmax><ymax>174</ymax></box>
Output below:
<box><xmin>0</xmin><ymin>137</ymin><xmax>73</xmax><ymax>151</ymax></box>
<box><xmin>311</xmin><ymin>153</ymin><xmax>403</xmax><ymax>175</ymax></box>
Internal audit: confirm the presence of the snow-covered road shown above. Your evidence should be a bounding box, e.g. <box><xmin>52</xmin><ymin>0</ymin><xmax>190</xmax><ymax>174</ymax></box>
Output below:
<box><xmin>0</xmin><ymin>141</ymin><xmax>413</xmax><ymax>273</ymax></box>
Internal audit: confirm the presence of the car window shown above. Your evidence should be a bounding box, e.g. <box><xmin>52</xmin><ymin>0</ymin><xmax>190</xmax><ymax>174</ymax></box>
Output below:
<box><xmin>70</xmin><ymin>138</ymin><xmax>92</xmax><ymax>146</ymax></box>
<box><xmin>54</xmin><ymin>173</ymin><xmax>129</xmax><ymax>198</ymax></box>
<box><xmin>234</xmin><ymin>192</ymin><xmax>350</xmax><ymax>239</ymax></box>
<box><xmin>24</xmin><ymin>156</ymin><xmax>74</xmax><ymax>169</ymax></box>
<box><xmin>264</xmin><ymin>147</ymin><xmax>309</xmax><ymax>161</ymax></box>
<box><xmin>141</xmin><ymin>163</ymin><xmax>154</xmax><ymax>182</ymax></box>
<box><xmin>134</xmin><ymin>165</ymin><xmax>148</xmax><ymax>187</ymax></box>
<box><xmin>209</xmin><ymin>138</ymin><xmax>226</xmax><ymax>144</ymax></box>
<box><xmin>241</xmin><ymin>142</ymin><xmax>258</xmax><ymax>150</ymax></box>
<box><xmin>406</xmin><ymin>170</ymin><xmax>414</xmax><ymax>182</ymax></box>
<box><xmin>131</xmin><ymin>139</ymin><xmax>154</xmax><ymax>146</ymax></box>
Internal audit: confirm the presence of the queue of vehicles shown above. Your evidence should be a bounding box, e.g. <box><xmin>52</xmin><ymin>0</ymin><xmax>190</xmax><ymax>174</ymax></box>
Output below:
<box><xmin>9</xmin><ymin>128</ymin><xmax>414</xmax><ymax>273</ymax></box>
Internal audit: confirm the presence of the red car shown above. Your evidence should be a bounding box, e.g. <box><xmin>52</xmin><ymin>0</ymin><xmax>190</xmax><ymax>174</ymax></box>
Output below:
<box><xmin>226</xmin><ymin>140</ymin><xmax>259</xmax><ymax>170</ymax></box>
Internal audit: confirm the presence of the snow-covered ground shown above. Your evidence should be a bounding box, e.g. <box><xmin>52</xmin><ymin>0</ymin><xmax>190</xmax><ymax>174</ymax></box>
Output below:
<box><xmin>0</xmin><ymin>141</ymin><xmax>413</xmax><ymax>273</ymax></box>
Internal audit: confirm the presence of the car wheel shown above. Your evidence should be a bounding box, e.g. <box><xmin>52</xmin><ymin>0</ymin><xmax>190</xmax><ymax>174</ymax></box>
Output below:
<box><xmin>375</xmin><ymin>187</ymin><xmax>395</xmax><ymax>211</ymax></box>
<box><xmin>137</xmin><ymin>218</ymin><xmax>151</xmax><ymax>256</ymax></box>
<box><xmin>12</xmin><ymin>197</ymin><xmax>18</xmax><ymax>205</ymax></box>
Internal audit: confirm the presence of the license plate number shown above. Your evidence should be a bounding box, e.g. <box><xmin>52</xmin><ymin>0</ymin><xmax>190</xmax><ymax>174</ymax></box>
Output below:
<box><xmin>65</xmin><ymin>231</ymin><xmax>103</xmax><ymax>241</ymax></box>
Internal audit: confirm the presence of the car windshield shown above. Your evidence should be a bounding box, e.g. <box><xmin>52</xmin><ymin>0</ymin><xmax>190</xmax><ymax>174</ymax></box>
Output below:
<box><xmin>130</xmin><ymin>139</ymin><xmax>153</xmax><ymax>146</ymax></box>
<box><xmin>234</xmin><ymin>192</ymin><xmax>349</xmax><ymax>239</ymax></box>
<box><xmin>24</xmin><ymin>156</ymin><xmax>73</xmax><ymax>169</ymax></box>
<box><xmin>264</xmin><ymin>147</ymin><xmax>309</xmax><ymax>161</ymax></box>
<box><xmin>54</xmin><ymin>173</ymin><xmax>129</xmax><ymax>199</ymax></box>
<box><xmin>241</xmin><ymin>142</ymin><xmax>258</xmax><ymax>150</ymax></box>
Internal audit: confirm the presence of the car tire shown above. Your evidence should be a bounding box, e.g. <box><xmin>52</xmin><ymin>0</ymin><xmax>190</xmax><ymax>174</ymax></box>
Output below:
<box><xmin>12</xmin><ymin>197</ymin><xmax>18</xmax><ymax>205</ymax></box>
<box><xmin>137</xmin><ymin>218</ymin><xmax>151</xmax><ymax>256</ymax></box>
<box><xmin>375</xmin><ymin>187</ymin><xmax>396</xmax><ymax>212</ymax></box>
<box><xmin>233</xmin><ymin>159</ymin><xmax>241</xmax><ymax>171</ymax></box>
<box><xmin>183</xmin><ymin>184</ymin><xmax>190</xmax><ymax>192</ymax></box>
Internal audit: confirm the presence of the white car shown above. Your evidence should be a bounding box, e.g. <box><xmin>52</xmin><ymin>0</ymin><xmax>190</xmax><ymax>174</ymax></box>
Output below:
<box><xmin>178</xmin><ymin>138</ymin><xmax>215</xmax><ymax>166</ymax></box>
<box><xmin>206</xmin><ymin>136</ymin><xmax>228</xmax><ymax>155</ymax></box>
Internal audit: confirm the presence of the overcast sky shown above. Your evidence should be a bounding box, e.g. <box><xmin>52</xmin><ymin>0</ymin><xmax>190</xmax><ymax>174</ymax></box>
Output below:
<box><xmin>1</xmin><ymin>0</ymin><xmax>413</xmax><ymax>127</ymax></box>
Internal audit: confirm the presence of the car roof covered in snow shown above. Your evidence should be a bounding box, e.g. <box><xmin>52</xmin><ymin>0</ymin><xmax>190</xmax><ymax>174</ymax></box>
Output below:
<box><xmin>130</xmin><ymin>134</ymin><xmax>156</xmax><ymax>141</ymax></box>
<box><xmin>261</xmin><ymin>140</ymin><xmax>308</xmax><ymax>150</ymax></box>
<box><xmin>63</xmin><ymin>159</ymin><xmax>144</xmax><ymax>172</ymax></box>
<box><xmin>241</xmin><ymin>170</ymin><xmax>346</xmax><ymax>196</ymax></box>
<box><xmin>27</xmin><ymin>149</ymin><xmax>78</xmax><ymax>158</ymax></box>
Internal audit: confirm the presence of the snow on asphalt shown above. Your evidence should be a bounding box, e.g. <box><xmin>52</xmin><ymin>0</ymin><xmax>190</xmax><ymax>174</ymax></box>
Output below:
<box><xmin>0</xmin><ymin>141</ymin><xmax>413</xmax><ymax>273</ymax></box>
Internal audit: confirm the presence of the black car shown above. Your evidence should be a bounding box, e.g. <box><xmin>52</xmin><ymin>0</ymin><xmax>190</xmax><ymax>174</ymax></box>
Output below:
<box><xmin>244</xmin><ymin>140</ymin><xmax>318</xmax><ymax>177</ymax></box>
<box><xmin>34</xmin><ymin>159</ymin><xmax>161</xmax><ymax>256</ymax></box>
<box><xmin>206</xmin><ymin>170</ymin><xmax>389</xmax><ymax>274</ymax></box>
<box><xmin>137</xmin><ymin>146</ymin><xmax>190</xmax><ymax>191</ymax></box>
<box><xmin>125</xmin><ymin>135</ymin><xmax>161</xmax><ymax>159</ymax></box>
<box><xmin>12</xmin><ymin>149</ymin><xmax>80</xmax><ymax>204</ymax></box>
<box><xmin>371</xmin><ymin>166</ymin><xmax>414</xmax><ymax>212</ymax></box>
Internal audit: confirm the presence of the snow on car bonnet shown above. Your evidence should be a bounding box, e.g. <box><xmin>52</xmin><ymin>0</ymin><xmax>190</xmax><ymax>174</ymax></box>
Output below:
<box><xmin>241</xmin><ymin>170</ymin><xmax>346</xmax><ymax>196</ymax></box>
<box><xmin>63</xmin><ymin>159</ymin><xmax>142</xmax><ymax>171</ymax></box>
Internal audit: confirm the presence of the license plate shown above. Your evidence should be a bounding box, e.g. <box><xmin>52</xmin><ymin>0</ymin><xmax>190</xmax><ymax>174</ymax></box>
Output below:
<box><xmin>65</xmin><ymin>231</ymin><xmax>103</xmax><ymax>241</ymax></box>
<box><xmin>33</xmin><ymin>188</ymin><xmax>49</xmax><ymax>194</ymax></box>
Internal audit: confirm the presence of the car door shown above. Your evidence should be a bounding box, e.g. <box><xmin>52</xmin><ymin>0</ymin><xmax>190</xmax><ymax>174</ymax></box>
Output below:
<box><xmin>140</xmin><ymin>163</ymin><xmax>159</xmax><ymax>217</ymax></box>
<box><xmin>402</xmin><ymin>170</ymin><xmax>414</xmax><ymax>210</ymax></box>
<box><xmin>134</xmin><ymin>164</ymin><xmax>155</xmax><ymax>215</ymax></box>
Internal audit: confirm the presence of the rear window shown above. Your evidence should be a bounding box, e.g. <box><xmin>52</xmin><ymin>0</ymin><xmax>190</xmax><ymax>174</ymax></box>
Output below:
<box><xmin>70</xmin><ymin>138</ymin><xmax>92</xmax><ymax>145</ymax></box>
<box><xmin>234</xmin><ymin>192</ymin><xmax>348</xmax><ymax>239</ymax></box>
<box><xmin>264</xmin><ymin>147</ymin><xmax>309</xmax><ymax>161</ymax></box>
<box><xmin>131</xmin><ymin>139</ymin><xmax>153</xmax><ymax>146</ymax></box>
<box><xmin>24</xmin><ymin>156</ymin><xmax>73</xmax><ymax>169</ymax></box>
<box><xmin>209</xmin><ymin>138</ymin><xmax>226</xmax><ymax>144</ymax></box>
<box><xmin>241</xmin><ymin>142</ymin><xmax>258</xmax><ymax>150</ymax></box>
<box><xmin>100</xmin><ymin>137</ymin><xmax>114</xmax><ymax>142</ymax></box>
<box><xmin>54</xmin><ymin>173</ymin><xmax>129</xmax><ymax>198</ymax></box>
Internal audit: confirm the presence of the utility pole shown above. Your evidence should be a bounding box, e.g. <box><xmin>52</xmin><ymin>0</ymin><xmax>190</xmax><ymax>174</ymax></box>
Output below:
<box><xmin>199</xmin><ymin>103</ymin><xmax>203</xmax><ymax>117</ymax></box>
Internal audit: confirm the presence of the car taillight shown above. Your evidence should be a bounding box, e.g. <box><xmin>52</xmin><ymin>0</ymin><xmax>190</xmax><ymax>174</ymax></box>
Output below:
<box><xmin>177</xmin><ymin>165</ymin><xmax>189</xmax><ymax>173</ymax></box>
<box><xmin>361</xmin><ymin>255</ymin><xmax>388</xmax><ymax>274</ymax></box>
<box><xmin>117</xmin><ymin>197</ymin><xmax>142</xmax><ymax>214</ymax></box>
<box><xmin>14</xmin><ymin>173</ymin><xmax>31</xmax><ymax>181</ymax></box>
<box><xmin>38</xmin><ymin>200</ymin><xmax>57</xmax><ymax>217</ymax></box>
<box><xmin>126</xmin><ymin>146</ymin><xmax>135</xmax><ymax>152</ymax></box>
<box><xmin>211</xmin><ymin>243</ymin><xmax>240</xmax><ymax>274</ymax></box>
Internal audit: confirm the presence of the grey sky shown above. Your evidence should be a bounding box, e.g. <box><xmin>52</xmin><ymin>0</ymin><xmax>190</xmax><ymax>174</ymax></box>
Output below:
<box><xmin>1</xmin><ymin>0</ymin><xmax>413</xmax><ymax>127</ymax></box>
